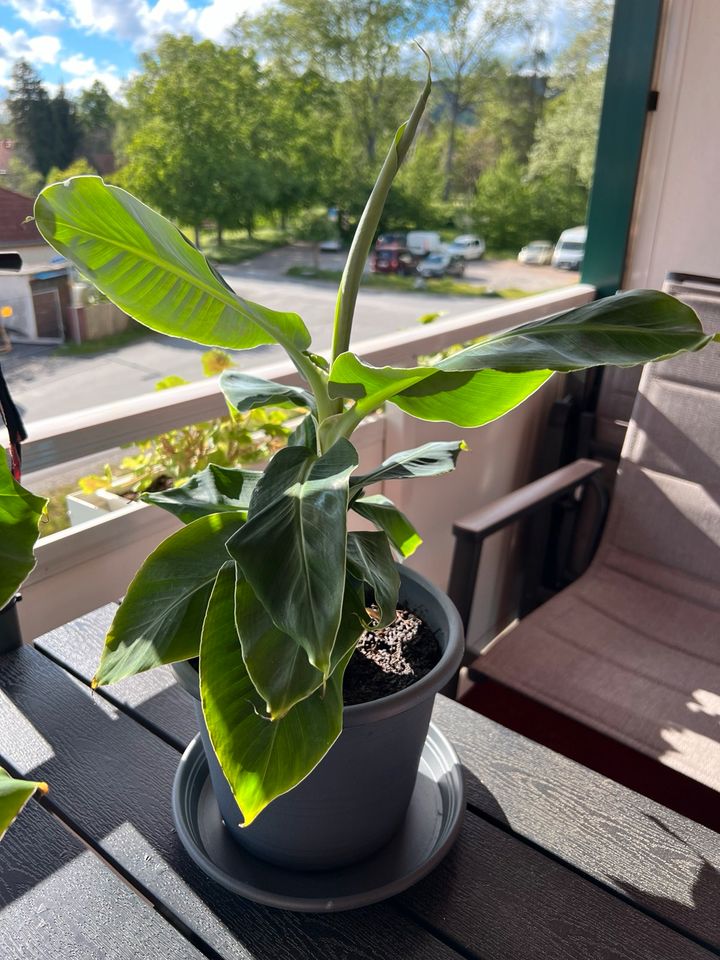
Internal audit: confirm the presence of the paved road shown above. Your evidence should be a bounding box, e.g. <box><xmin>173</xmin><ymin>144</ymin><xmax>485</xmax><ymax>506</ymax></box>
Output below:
<box><xmin>3</xmin><ymin>249</ymin><xmax>578</xmax><ymax>427</ymax></box>
<box><xmin>0</xmin><ymin>276</ymin><xmax>484</xmax><ymax>426</ymax></box>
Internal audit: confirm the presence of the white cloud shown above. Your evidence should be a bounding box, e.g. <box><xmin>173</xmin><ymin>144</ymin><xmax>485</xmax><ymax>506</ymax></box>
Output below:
<box><xmin>66</xmin><ymin>68</ymin><xmax>123</xmax><ymax>94</ymax></box>
<box><xmin>27</xmin><ymin>33</ymin><xmax>62</xmax><ymax>63</ymax></box>
<box><xmin>68</xmin><ymin>0</ymin><xmax>146</xmax><ymax>39</ymax></box>
<box><xmin>6</xmin><ymin>0</ymin><xmax>65</xmax><ymax>32</ymax></box>
<box><xmin>66</xmin><ymin>0</ymin><xmax>268</xmax><ymax>47</ymax></box>
<box><xmin>0</xmin><ymin>27</ymin><xmax>61</xmax><ymax>85</ymax></box>
<box><xmin>60</xmin><ymin>52</ymin><xmax>99</xmax><ymax>76</ymax></box>
<box><xmin>195</xmin><ymin>0</ymin><xmax>267</xmax><ymax>43</ymax></box>
<box><xmin>59</xmin><ymin>52</ymin><xmax>124</xmax><ymax>94</ymax></box>
<box><xmin>143</xmin><ymin>0</ymin><xmax>197</xmax><ymax>36</ymax></box>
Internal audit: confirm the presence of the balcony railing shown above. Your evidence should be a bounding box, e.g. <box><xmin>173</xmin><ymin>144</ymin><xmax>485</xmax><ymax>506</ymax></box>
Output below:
<box><xmin>7</xmin><ymin>284</ymin><xmax>595</xmax><ymax>639</ymax></box>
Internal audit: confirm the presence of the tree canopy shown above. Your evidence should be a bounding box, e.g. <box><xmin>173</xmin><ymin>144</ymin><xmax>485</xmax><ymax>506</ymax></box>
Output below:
<box><xmin>1</xmin><ymin>0</ymin><xmax>614</xmax><ymax>253</ymax></box>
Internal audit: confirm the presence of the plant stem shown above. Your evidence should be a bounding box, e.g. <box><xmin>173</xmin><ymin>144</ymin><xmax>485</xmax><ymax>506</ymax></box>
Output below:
<box><xmin>317</xmin><ymin>404</ymin><xmax>364</xmax><ymax>451</ymax></box>
<box><xmin>331</xmin><ymin>57</ymin><xmax>431</xmax><ymax>366</ymax></box>
<box><xmin>286</xmin><ymin>347</ymin><xmax>333</xmax><ymax>422</ymax></box>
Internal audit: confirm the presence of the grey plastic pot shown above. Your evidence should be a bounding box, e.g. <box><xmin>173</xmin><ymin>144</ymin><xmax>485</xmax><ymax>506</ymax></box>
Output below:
<box><xmin>172</xmin><ymin>564</ymin><xmax>463</xmax><ymax>871</ymax></box>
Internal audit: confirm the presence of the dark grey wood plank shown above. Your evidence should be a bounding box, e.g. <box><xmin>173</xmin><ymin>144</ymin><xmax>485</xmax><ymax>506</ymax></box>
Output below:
<box><xmin>34</xmin><ymin>605</ymin><xmax>197</xmax><ymax>750</ymax></box>
<box><xmin>399</xmin><ymin>805</ymin><xmax>716</xmax><ymax>960</ymax></box>
<box><xmin>0</xmin><ymin>646</ymin><xmax>462</xmax><ymax>960</ymax></box>
<box><xmin>36</xmin><ymin>609</ymin><xmax>720</xmax><ymax>953</ymax></box>
<box><xmin>434</xmin><ymin>696</ymin><xmax>720</xmax><ymax>951</ymax></box>
<box><xmin>0</xmin><ymin>799</ymin><xmax>204</xmax><ymax>959</ymax></box>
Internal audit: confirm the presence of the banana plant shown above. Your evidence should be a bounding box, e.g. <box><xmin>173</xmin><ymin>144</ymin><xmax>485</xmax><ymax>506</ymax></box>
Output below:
<box><xmin>0</xmin><ymin>767</ymin><xmax>48</xmax><ymax>841</ymax></box>
<box><xmin>34</xmin><ymin>59</ymin><xmax>718</xmax><ymax>826</ymax></box>
<box><xmin>0</xmin><ymin>445</ymin><xmax>48</xmax><ymax>838</ymax></box>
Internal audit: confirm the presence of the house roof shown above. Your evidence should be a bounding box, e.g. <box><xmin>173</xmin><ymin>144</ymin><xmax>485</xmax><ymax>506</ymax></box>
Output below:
<box><xmin>0</xmin><ymin>185</ymin><xmax>43</xmax><ymax>245</ymax></box>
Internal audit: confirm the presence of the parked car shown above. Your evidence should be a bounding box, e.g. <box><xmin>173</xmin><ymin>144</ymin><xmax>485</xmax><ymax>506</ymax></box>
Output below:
<box><xmin>406</xmin><ymin>230</ymin><xmax>443</xmax><ymax>256</ymax></box>
<box><xmin>447</xmin><ymin>234</ymin><xmax>485</xmax><ymax>260</ymax></box>
<box><xmin>416</xmin><ymin>252</ymin><xmax>465</xmax><ymax>279</ymax></box>
<box><xmin>319</xmin><ymin>237</ymin><xmax>343</xmax><ymax>252</ymax></box>
<box><xmin>552</xmin><ymin>226</ymin><xmax>587</xmax><ymax>270</ymax></box>
<box><xmin>517</xmin><ymin>240</ymin><xmax>554</xmax><ymax>265</ymax></box>
<box><xmin>375</xmin><ymin>232</ymin><xmax>407</xmax><ymax>249</ymax></box>
<box><xmin>370</xmin><ymin>246</ymin><xmax>422</xmax><ymax>275</ymax></box>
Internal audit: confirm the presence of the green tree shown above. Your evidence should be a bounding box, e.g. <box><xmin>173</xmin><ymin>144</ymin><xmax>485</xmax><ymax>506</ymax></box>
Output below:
<box><xmin>2</xmin><ymin>155</ymin><xmax>44</xmax><ymax>196</ymax></box>
<box><xmin>528</xmin><ymin>70</ymin><xmax>605</xmax><ymax>190</ymax></box>
<box><xmin>473</xmin><ymin>152</ymin><xmax>533</xmax><ymax>250</ymax></box>
<box><xmin>473</xmin><ymin>151</ymin><xmax>587</xmax><ymax>251</ymax></box>
<box><xmin>119</xmin><ymin>37</ymin><xmax>273</xmax><ymax>245</ymax></box>
<box><xmin>260</xmin><ymin>68</ymin><xmax>337</xmax><ymax>228</ymax></box>
<box><xmin>528</xmin><ymin>0</ymin><xmax>613</xmax><ymax>190</ymax></box>
<box><xmin>77</xmin><ymin>80</ymin><xmax>115</xmax><ymax>133</ymax></box>
<box><xmin>7</xmin><ymin>60</ymin><xmax>54</xmax><ymax>177</ymax></box>
<box><xmin>77</xmin><ymin>80</ymin><xmax>117</xmax><ymax>163</ymax></box>
<box><xmin>247</xmin><ymin>0</ymin><xmax>420</xmax><ymax>166</ymax></box>
<box><xmin>46</xmin><ymin>157</ymin><xmax>96</xmax><ymax>185</ymax></box>
<box><xmin>293</xmin><ymin>210</ymin><xmax>333</xmax><ymax>269</ymax></box>
<box><xmin>452</xmin><ymin>62</ymin><xmax>547</xmax><ymax>195</ymax></box>
<box><xmin>429</xmin><ymin>0</ymin><xmax>527</xmax><ymax>198</ymax></box>
<box><xmin>473</xmin><ymin>0</ymin><xmax>613</xmax><ymax>252</ymax></box>
<box><xmin>50</xmin><ymin>86</ymin><xmax>82</xmax><ymax>171</ymax></box>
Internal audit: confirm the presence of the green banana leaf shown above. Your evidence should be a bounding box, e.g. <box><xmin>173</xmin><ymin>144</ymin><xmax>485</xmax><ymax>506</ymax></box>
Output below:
<box><xmin>351</xmin><ymin>440</ymin><xmax>466</xmax><ymax>489</ymax></box>
<box><xmin>142</xmin><ymin>464</ymin><xmax>261</xmax><ymax>524</ymax></box>
<box><xmin>0</xmin><ymin>447</ymin><xmax>47</xmax><ymax>610</ymax></box>
<box><xmin>234</xmin><ymin>570</ymin><xmax>365</xmax><ymax>720</ymax></box>
<box><xmin>228</xmin><ymin>440</ymin><xmax>358</xmax><ymax>676</ymax></box>
<box><xmin>0</xmin><ymin>767</ymin><xmax>47</xmax><ymax>841</ymax></box>
<box><xmin>346</xmin><ymin>531</ymin><xmax>400</xmax><ymax>628</ymax></box>
<box><xmin>441</xmin><ymin>289</ymin><xmax>715</xmax><ymax>373</ymax></box>
<box><xmin>93</xmin><ymin>511</ymin><xmax>245</xmax><ymax>686</ymax></box>
<box><xmin>34</xmin><ymin>177</ymin><xmax>311</xmax><ymax>353</ymax></box>
<box><xmin>329</xmin><ymin>353</ymin><xmax>552</xmax><ymax>426</ymax></box>
<box><xmin>287</xmin><ymin>414</ymin><xmax>318</xmax><ymax>450</ymax></box>
<box><xmin>234</xmin><ymin>573</ymin><xmax>323</xmax><ymax>720</ymax></box>
<box><xmin>200</xmin><ymin>564</ymin><xmax>364</xmax><ymax>826</ymax></box>
<box><xmin>351</xmin><ymin>494</ymin><xmax>422</xmax><ymax>558</ymax></box>
<box><xmin>220</xmin><ymin>370</ymin><xmax>315</xmax><ymax>413</ymax></box>
<box><xmin>329</xmin><ymin>290</ymin><xmax>716</xmax><ymax>426</ymax></box>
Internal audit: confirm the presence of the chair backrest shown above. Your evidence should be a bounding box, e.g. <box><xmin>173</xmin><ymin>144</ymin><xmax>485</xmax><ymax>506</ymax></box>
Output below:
<box><xmin>598</xmin><ymin>275</ymin><xmax>720</xmax><ymax>589</ymax></box>
<box><xmin>592</xmin><ymin>364</ymin><xmax>642</xmax><ymax>458</ymax></box>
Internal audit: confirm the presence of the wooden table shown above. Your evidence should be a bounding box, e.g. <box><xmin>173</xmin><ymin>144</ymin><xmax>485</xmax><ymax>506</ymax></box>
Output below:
<box><xmin>2</xmin><ymin>604</ymin><xmax>720</xmax><ymax>960</ymax></box>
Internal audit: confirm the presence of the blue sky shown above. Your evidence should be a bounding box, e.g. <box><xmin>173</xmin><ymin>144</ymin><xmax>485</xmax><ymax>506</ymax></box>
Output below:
<box><xmin>0</xmin><ymin>0</ymin><xmax>573</xmax><ymax>99</ymax></box>
<box><xmin>0</xmin><ymin>0</ymin><xmax>267</xmax><ymax>95</ymax></box>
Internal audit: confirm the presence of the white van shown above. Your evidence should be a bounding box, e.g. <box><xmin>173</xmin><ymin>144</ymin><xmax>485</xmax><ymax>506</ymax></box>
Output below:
<box><xmin>552</xmin><ymin>226</ymin><xmax>587</xmax><ymax>270</ymax></box>
<box><xmin>406</xmin><ymin>231</ymin><xmax>443</xmax><ymax>256</ymax></box>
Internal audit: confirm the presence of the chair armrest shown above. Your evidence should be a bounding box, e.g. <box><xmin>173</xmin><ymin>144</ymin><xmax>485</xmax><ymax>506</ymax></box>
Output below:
<box><xmin>447</xmin><ymin>458</ymin><xmax>604</xmax><ymax>637</ymax></box>
<box><xmin>453</xmin><ymin>458</ymin><xmax>604</xmax><ymax>542</ymax></box>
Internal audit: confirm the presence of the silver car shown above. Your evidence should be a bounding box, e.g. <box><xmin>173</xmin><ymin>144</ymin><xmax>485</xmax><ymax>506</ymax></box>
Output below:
<box><xmin>518</xmin><ymin>241</ymin><xmax>554</xmax><ymax>265</ymax></box>
<box><xmin>447</xmin><ymin>234</ymin><xmax>485</xmax><ymax>260</ymax></box>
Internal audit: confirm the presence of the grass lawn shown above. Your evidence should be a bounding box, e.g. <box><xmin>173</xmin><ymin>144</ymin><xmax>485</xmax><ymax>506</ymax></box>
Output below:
<box><xmin>199</xmin><ymin>227</ymin><xmax>288</xmax><ymax>264</ymax></box>
<box><xmin>285</xmin><ymin>266</ymin><xmax>530</xmax><ymax>299</ymax></box>
<box><xmin>54</xmin><ymin>321</ymin><xmax>152</xmax><ymax>356</ymax></box>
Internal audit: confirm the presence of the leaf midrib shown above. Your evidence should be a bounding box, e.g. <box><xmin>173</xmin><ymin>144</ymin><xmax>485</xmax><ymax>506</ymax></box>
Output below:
<box><xmin>110</xmin><ymin>572</ymin><xmax>215</xmax><ymax>653</ymax></box>
<box><xmin>43</xmin><ymin>216</ymin><xmax>288</xmax><ymax>345</ymax></box>
<box><xmin>292</xmin><ymin>458</ymin><xmax>324</xmax><ymax>662</ymax></box>
<box><xmin>487</xmin><ymin>321</ymin><xmax>703</xmax><ymax>343</ymax></box>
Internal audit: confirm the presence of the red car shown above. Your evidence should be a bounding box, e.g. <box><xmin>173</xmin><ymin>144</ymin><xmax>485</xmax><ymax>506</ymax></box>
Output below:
<box><xmin>371</xmin><ymin>245</ymin><xmax>422</xmax><ymax>276</ymax></box>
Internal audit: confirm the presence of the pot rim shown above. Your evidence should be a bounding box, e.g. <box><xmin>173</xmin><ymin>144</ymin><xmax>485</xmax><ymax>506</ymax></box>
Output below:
<box><xmin>342</xmin><ymin>564</ymin><xmax>463</xmax><ymax>726</ymax></box>
<box><xmin>172</xmin><ymin>564</ymin><xmax>464</xmax><ymax>727</ymax></box>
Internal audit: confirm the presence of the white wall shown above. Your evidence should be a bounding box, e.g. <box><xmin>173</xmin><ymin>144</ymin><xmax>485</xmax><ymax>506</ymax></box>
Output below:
<box><xmin>0</xmin><ymin>274</ymin><xmax>34</xmax><ymax>339</ymax></box>
<box><xmin>625</xmin><ymin>0</ymin><xmax>720</xmax><ymax>288</ymax></box>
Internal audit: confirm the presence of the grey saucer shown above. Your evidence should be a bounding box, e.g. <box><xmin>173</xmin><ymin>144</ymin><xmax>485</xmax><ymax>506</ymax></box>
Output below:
<box><xmin>172</xmin><ymin>723</ymin><xmax>465</xmax><ymax>912</ymax></box>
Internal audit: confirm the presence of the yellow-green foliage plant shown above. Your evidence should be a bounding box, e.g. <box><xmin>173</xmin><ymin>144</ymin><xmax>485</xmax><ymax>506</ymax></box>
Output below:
<box><xmin>34</xmin><ymin>58</ymin><xmax>719</xmax><ymax>825</ymax></box>
<box><xmin>0</xmin><ymin>447</ymin><xmax>48</xmax><ymax>838</ymax></box>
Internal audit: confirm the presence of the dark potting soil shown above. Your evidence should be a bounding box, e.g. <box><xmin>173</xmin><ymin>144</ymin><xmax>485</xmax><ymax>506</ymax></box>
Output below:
<box><xmin>342</xmin><ymin>607</ymin><xmax>441</xmax><ymax>706</ymax></box>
